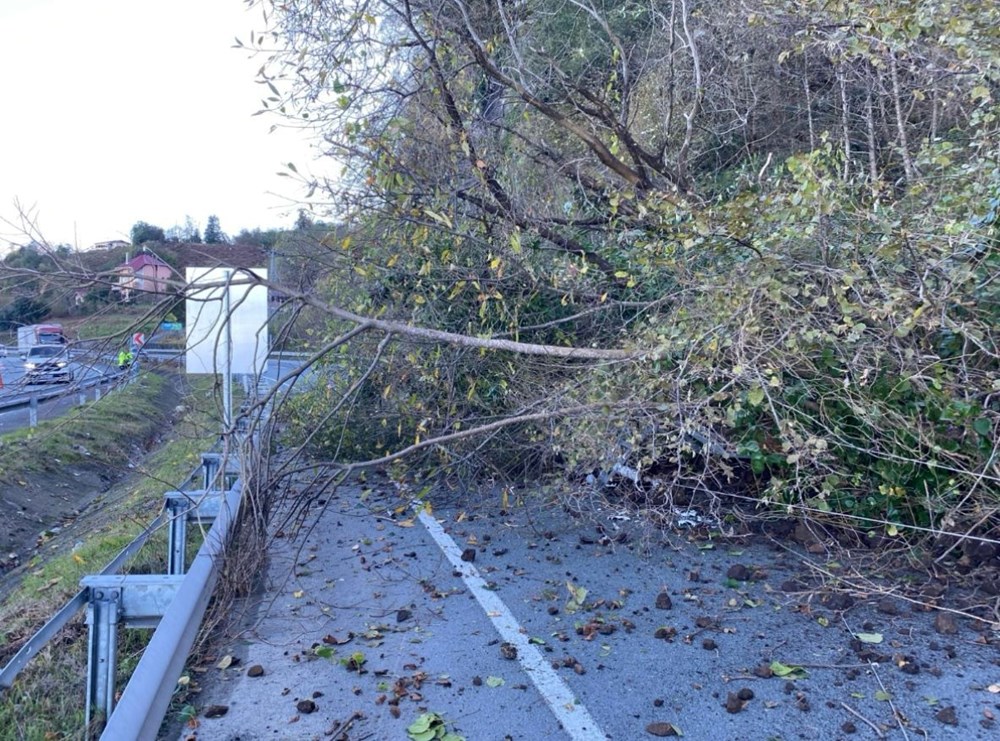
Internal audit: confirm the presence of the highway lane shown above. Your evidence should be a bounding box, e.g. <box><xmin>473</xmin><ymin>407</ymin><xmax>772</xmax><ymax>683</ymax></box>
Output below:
<box><xmin>0</xmin><ymin>352</ymin><xmax>310</xmax><ymax>434</ymax></box>
<box><xmin>0</xmin><ymin>353</ymin><xmax>122</xmax><ymax>433</ymax></box>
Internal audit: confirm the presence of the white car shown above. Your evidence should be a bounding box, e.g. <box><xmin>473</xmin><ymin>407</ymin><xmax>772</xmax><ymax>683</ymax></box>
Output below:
<box><xmin>22</xmin><ymin>344</ymin><xmax>75</xmax><ymax>384</ymax></box>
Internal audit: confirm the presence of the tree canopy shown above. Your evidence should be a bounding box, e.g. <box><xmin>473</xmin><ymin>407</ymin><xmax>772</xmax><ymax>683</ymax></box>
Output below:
<box><xmin>130</xmin><ymin>221</ymin><xmax>165</xmax><ymax>245</ymax></box>
<box><xmin>238</xmin><ymin>0</ymin><xmax>998</xmax><ymax>540</ymax></box>
<box><xmin>203</xmin><ymin>214</ymin><xmax>226</xmax><ymax>244</ymax></box>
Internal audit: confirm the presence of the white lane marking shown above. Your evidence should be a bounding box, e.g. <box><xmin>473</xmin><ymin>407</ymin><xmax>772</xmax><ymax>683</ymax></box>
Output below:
<box><xmin>416</xmin><ymin>509</ymin><xmax>607</xmax><ymax>741</ymax></box>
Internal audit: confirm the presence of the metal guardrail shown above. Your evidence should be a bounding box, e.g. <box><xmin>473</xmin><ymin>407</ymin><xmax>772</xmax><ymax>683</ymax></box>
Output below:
<box><xmin>0</xmin><ymin>361</ymin><xmax>124</xmax><ymax>416</ymax></box>
<box><xmin>100</xmin><ymin>483</ymin><xmax>243</xmax><ymax>739</ymax></box>
<box><xmin>0</xmin><ymin>513</ymin><xmax>165</xmax><ymax>690</ymax></box>
<box><xmin>0</xmin><ymin>447</ymin><xmax>248</xmax><ymax>737</ymax></box>
<box><xmin>0</xmin><ymin>373</ymin><xmax>273</xmax><ymax>739</ymax></box>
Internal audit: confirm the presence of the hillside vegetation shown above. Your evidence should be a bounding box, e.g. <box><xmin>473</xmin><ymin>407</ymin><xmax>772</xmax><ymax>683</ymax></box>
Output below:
<box><xmin>250</xmin><ymin>0</ymin><xmax>998</xmax><ymax>544</ymax></box>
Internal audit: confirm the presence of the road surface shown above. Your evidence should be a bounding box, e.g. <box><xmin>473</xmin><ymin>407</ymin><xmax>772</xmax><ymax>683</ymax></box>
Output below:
<box><xmin>180</xmin><ymin>477</ymin><xmax>999</xmax><ymax>740</ymax></box>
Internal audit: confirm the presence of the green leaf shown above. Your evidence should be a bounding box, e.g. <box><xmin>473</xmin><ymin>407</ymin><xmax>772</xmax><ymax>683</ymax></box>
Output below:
<box><xmin>971</xmin><ymin>85</ymin><xmax>992</xmax><ymax>103</ymax></box>
<box><xmin>747</xmin><ymin>387</ymin><xmax>765</xmax><ymax>406</ymax></box>
<box><xmin>564</xmin><ymin>581</ymin><xmax>588</xmax><ymax>613</ymax></box>
<box><xmin>770</xmin><ymin>661</ymin><xmax>807</xmax><ymax>679</ymax></box>
<box><xmin>485</xmin><ymin>676</ymin><xmax>505</xmax><ymax>688</ymax></box>
<box><xmin>973</xmin><ymin>417</ymin><xmax>991</xmax><ymax>437</ymax></box>
<box><xmin>314</xmin><ymin>646</ymin><xmax>334</xmax><ymax>659</ymax></box>
<box><xmin>407</xmin><ymin>714</ymin><xmax>434</xmax><ymax>734</ymax></box>
<box><xmin>875</xmin><ymin>690</ymin><xmax>892</xmax><ymax>701</ymax></box>
<box><xmin>857</xmin><ymin>632</ymin><xmax>883</xmax><ymax>644</ymax></box>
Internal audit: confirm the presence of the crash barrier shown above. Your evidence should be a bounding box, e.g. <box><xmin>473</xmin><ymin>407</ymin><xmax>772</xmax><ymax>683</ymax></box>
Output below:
<box><xmin>0</xmin><ymin>450</ymin><xmax>242</xmax><ymax>727</ymax></box>
<box><xmin>0</xmin><ymin>363</ymin><xmax>128</xmax><ymax>427</ymax></box>
<box><xmin>0</xmin><ymin>377</ymin><xmax>273</xmax><ymax>739</ymax></box>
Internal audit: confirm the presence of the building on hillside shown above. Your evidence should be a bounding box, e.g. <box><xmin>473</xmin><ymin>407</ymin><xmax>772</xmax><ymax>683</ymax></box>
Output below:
<box><xmin>91</xmin><ymin>239</ymin><xmax>130</xmax><ymax>251</ymax></box>
<box><xmin>113</xmin><ymin>251</ymin><xmax>173</xmax><ymax>301</ymax></box>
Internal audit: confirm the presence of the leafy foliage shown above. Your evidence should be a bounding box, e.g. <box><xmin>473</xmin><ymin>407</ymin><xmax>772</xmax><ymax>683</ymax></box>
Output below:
<box><xmin>0</xmin><ymin>295</ymin><xmax>48</xmax><ymax>330</ymax></box>
<box><xmin>191</xmin><ymin>1</ymin><xmax>1000</xmax><ymax>538</ymax></box>
<box><xmin>130</xmin><ymin>220</ymin><xmax>165</xmax><ymax>245</ymax></box>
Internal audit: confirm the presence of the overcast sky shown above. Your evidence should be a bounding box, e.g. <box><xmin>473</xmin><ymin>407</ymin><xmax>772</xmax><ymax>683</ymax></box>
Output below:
<box><xmin>0</xmin><ymin>0</ymin><xmax>322</xmax><ymax>252</ymax></box>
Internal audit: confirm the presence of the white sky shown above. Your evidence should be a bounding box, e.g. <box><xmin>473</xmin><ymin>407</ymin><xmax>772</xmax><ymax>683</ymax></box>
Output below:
<box><xmin>0</xmin><ymin>0</ymin><xmax>323</xmax><ymax>252</ymax></box>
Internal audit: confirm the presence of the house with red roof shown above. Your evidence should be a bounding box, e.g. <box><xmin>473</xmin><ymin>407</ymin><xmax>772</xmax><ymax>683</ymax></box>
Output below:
<box><xmin>113</xmin><ymin>251</ymin><xmax>173</xmax><ymax>301</ymax></box>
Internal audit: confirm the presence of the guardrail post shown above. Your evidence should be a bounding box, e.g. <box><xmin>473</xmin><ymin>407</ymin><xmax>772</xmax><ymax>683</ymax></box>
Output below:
<box><xmin>78</xmin><ymin>390</ymin><xmax>86</xmax><ymax>406</ymax></box>
<box><xmin>166</xmin><ymin>489</ymin><xmax>224</xmax><ymax>575</ymax></box>
<box><xmin>201</xmin><ymin>453</ymin><xmax>220</xmax><ymax>491</ymax></box>
<box><xmin>28</xmin><ymin>395</ymin><xmax>38</xmax><ymax>427</ymax></box>
<box><xmin>165</xmin><ymin>493</ymin><xmax>189</xmax><ymax>576</ymax></box>
<box><xmin>84</xmin><ymin>585</ymin><xmax>121</xmax><ymax>731</ymax></box>
<box><xmin>80</xmin><ymin>574</ymin><xmax>184</xmax><ymax>733</ymax></box>
<box><xmin>201</xmin><ymin>453</ymin><xmax>239</xmax><ymax>491</ymax></box>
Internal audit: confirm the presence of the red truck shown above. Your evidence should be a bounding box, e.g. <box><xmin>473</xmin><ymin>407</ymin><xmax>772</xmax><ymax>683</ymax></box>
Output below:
<box><xmin>17</xmin><ymin>323</ymin><xmax>67</xmax><ymax>352</ymax></box>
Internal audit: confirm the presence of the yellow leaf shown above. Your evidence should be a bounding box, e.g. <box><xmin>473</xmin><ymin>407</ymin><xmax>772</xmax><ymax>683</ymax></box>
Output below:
<box><xmin>971</xmin><ymin>85</ymin><xmax>992</xmax><ymax>104</ymax></box>
<box><xmin>72</xmin><ymin>553</ymin><xmax>85</xmax><ymax>565</ymax></box>
<box><xmin>423</xmin><ymin>501</ymin><xmax>433</xmax><ymax>515</ymax></box>
<box><xmin>455</xmin><ymin>511</ymin><xmax>467</xmax><ymax>522</ymax></box>
<box><xmin>216</xmin><ymin>655</ymin><xmax>233</xmax><ymax>669</ymax></box>
<box><xmin>423</xmin><ymin>208</ymin><xmax>453</xmax><ymax>228</ymax></box>
<box><xmin>293</xmin><ymin>590</ymin><xmax>304</xmax><ymax>598</ymax></box>
<box><xmin>397</xmin><ymin>518</ymin><xmax>415</xmax><ymax>528</ymax></box>
<box><xmin>386</xmin><ymin>253</ymin><xmax>399</xmax><ymax>268</ymax></box>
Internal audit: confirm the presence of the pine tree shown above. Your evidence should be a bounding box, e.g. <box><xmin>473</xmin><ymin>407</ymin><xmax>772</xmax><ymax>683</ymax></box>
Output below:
<box><xmin>204</xmin><ymin>215</ymin><xmax>225</xmax><ymax>244</ymax></box>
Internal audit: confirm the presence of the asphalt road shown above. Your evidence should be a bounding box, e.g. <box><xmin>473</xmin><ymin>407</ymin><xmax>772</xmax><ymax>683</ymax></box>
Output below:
<box><xmin>181</xmin><ymin>478</ymin><xmax>1000</xmax><ymax>740</ymax></box>
<box><xmin>0</xmin><ymin>354</ymin><xmax>116</xmax><ymax>433</ymax></box>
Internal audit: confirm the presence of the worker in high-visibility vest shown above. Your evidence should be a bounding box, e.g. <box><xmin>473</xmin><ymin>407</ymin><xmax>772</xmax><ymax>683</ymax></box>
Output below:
<box><xmin>117</xmin><ymin>349</ymin><xmax>134</xmax><ymax>370</ymax></box>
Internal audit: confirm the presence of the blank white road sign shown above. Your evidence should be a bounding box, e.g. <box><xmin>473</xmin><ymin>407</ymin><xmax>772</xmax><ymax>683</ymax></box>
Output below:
<box><xmin>185</xmin><ymin>267</ymin><xmax>269</xmax><ymax>375</ymax></box>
